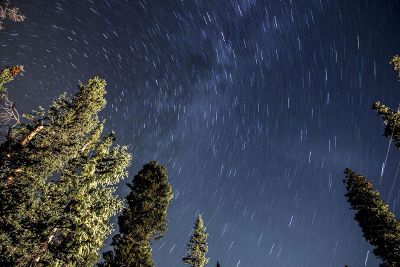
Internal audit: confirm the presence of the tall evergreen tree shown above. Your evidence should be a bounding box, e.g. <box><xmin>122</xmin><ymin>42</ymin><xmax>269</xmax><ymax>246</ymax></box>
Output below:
<box><xmin>183</xmin><ymin>215</ymin><xmax>209</xmax><ymax>267</ymax></box>
<box><xmin>100</xmin><ymin>161</ymin><xmax>173</xmax><ymax>267</ymax></box>
<box><xmin>0</xmin><ymin>76</ymin><xmax>131</xmax><ymax>266</ymax></box>
<box><xmin>216</xmin><ymin>261</ymin><xmax>221</xmax><ymax>267</ymax></box>
<box><xmin>343</xmin><ymin>169</ymin><xmax>400</xmax><ymax>266</ymax></box>
<box><xmin>344</xmin><ymin>55</ymin><xmax>400</xmax><ymax>267</ymax></box>
<box><xmin>371</xmin><ymin>55</ymin><xmax>400</xmax><ymax>148</ymax></box>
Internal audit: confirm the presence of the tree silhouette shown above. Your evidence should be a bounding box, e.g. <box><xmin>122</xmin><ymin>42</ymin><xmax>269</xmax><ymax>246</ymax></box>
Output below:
<box><xmin>344</xmin><ymin>55</ymin><xmax>400</xmax><ymax>266</ymax></box>
<box><xmin>100</xmin><ymin>161</ymin><xmax>173</xmax><ymax>267</ymax></box>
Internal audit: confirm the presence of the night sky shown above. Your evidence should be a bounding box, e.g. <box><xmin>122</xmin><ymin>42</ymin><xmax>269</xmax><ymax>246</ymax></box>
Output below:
<box><xmin>2</xmin><ymin>0</ymin><xmax>400</xmax><ymax>266</ymax></box>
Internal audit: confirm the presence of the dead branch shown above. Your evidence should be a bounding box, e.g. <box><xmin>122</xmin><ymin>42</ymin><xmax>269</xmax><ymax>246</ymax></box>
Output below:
<box><xmin>0</xmin><ymin>93</ymin><xmax>20</xmax><ymax>127</ymax></box>
<box><xmin>20</xmin><ymin>125</ymin><xmax>44</xmax><ymax>146</ymax></box>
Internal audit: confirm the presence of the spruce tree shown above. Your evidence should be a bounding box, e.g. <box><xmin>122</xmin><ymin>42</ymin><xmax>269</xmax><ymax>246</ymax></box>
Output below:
<box><xmin>0</xmin><ymin>76</ymin><xmax>131</xmax><ymax>266</ymax></box>
<box><xmin>100</xmin><ymin>161</ymin><xmax>173</xmax><ymax>267</ymax></box>
<box><xmin>343</xmin><ymin>55</ymin><xmax>400</xmax><ymax>267</ymax></box>
<box><xmin>183</xmin><ymin>215</ymin><xmax>209</xmax><ymax>267</ymax></box>
<box><xmin>371</xmin><ymin>55</ymin><xmax>400</xmax><ymax>148</ymax></box>
<box><xmin>216</xmin><ymin>261</ymin><xmax>221</xmax><ymax>267</ymax></box>
<box><xmin>343</xmin><ymin>169</ymin><xmax>400</xmax><ymax>266</ymax></box>
<box><xmin>47</xmin><ymin>132</ymin><xmax>131</xmax><ymax>266</ymax></box>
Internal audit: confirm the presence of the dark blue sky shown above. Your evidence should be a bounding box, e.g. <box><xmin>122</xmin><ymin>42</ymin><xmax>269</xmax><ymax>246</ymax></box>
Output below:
<box><xmin>2</xmin><ymin>0</ymin><xmax>400</xmax><ymax>266</ymax></box>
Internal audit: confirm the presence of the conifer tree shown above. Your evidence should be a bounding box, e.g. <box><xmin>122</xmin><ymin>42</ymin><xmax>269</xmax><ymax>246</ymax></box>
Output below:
<box><xmin>344</xmin><ymin>55</ymin><xmax>400</xmax><ymax>267</ymax></box>
<box><xmin>343</xmin><ymin>169</ymin><xmax>400</xmax><ymax>266</ymax></box>
<box><xmin>183</xmin><ymin>215</ymin><xmax>209</xmax><ymax>267</ymax></box>
<box><xmin>0</xmin><ymin>76</ymin><xmax>131</xmax><ymax>266</ymax></box>
<box><xmin>371</xmin><ymin>55</ymin><xmax>400</xmax><ymax>148</ymax></box>
<box><xmin>100</xmin><ymin>161</ymin><xmax>173</xmax><ymax>267</ymax></box>
<box><xmin>47</xmin><ymin>132</ymin><xmax>131</xmax><ymax>266</ymax></box>
<box><xmin>216</xmin><ymin>261</ymin><xmax>221</xmax><ymax>267</ymax></box>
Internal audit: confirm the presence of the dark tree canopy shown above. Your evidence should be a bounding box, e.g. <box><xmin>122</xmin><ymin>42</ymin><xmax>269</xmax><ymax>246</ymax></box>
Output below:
<box><xmin>100</xmin><ymin>161</ymin><xmax>173</xmax><ymax>267</ymax></box>
<box><xmin>344</xmin><ymin>55</ymin><xmax>400</xmax><ymax>267</ymax></box>
<box><xmin>343</xmin><ymin>169</ymin><xmax>400</xmax><ymax>266</ymax></box>
<box><xmin>372</xmin><ymin>101</ymin><xmax>400</xmax><ymax>149</ymax></box>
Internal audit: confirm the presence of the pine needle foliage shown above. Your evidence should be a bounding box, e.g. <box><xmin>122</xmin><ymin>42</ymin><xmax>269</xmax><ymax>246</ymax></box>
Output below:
<box><xmin>372</xmin><ymin>101</ymin><xmax>400</xmax><ymax>149</ymax></box>
<box><xmin>343</xmin><ymin>55</ymin><xmax>400</xmax><ymax>267</ymax></box>
<box><xmin>0</xmin><ymin>65</ymin><xmax>23</xmax><ymax>93</ymax></box>
<box><xmin>0</xmin><ymin>77</ymin><xmax>131</xmax><ymax>266</ymax></box>
<box><xmin>100</xmin><ymin>161</ymin><xmax>173</xmax><ymax>267</ymax></box>
<box><xmin>0</xmin><ymin>66</ymin><xmax>23</xmax><ymax>128</ymax></box>
<box><xmin>0</xmin><ymin>0</ymin><xmax>24</xmax><ymax>30</ymax></box>
<box><xmin>372</xmin><ymin>55</ymin><xmax>400</xmax><ymax>149</ymax></box>
<box><xmin>183</xmin><ymin>215</ymin><xmax>209</xmax><ymax>267</ymax></box>
<box><xmin>343</xmin><ymin>169</ymin><xmax>400</xmax><ymax>266</ymax></box>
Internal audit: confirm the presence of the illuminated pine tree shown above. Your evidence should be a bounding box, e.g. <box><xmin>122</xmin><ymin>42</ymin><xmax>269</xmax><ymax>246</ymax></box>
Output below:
<box><xmin>0</xmin><ymin>76</ymin><xmax>131</xmax><ymax>266</ymax></box>
<box><xmin>183</xmin><ymin>215</ymin><xmax>209</xmax><ymax>267</ymax></box>
<box><xmin>47</xmin><ymin>133</ymin><xmax>131</xmax><ymax>266</ymax></box>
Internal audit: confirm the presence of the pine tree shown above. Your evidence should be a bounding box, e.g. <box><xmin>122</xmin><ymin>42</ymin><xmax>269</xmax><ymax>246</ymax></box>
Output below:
<box><xmin>371</xmin><ymin>55</ymin><xmax>400</xmax><ymax>148</ymax></box>
<box><xmin>343</xmin><ymin>169</ymin><xmax>400</xmax><ymax>266</ymax></box>
<box><xmin>343</xmin><ymin>55</ymin><xmax>400</xmax><ymax>267</ymax></box>
<box><xmin>372</xmin><ymin>100</ymin><xmax>400</xmax><ymax>148</ymax></box>
<box><xmin>0</xmin><ymin>76</ymin><xmax>131</xmax><ymax>266</ymax></box>
<box><xmin>183</xmin><ymin>215</ymin><xmax>209</xmax><ymax>267</ymax></box>
<box><xmin>100</xmin><ymin>161</ymin><xmax>173</xmax><ymax>267</ymax></box>
<box><xmin>46</xmin><ymin>132</ymin><xmax>131</xmax><ymax>266</ymax></box>
<box><xmin>216</xmin><ymin>261</ymin><xmax>221</xmax><ymax>267</ymax></box>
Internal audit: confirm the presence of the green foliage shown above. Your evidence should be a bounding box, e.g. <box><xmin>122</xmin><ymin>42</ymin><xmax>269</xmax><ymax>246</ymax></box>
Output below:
<box><xmin>390</xmin><ymin>55</ymin><xmax>400</xmax><ymax>80</ymax></box>
<box><xmin>100</xmin><ymin>161</ymin><xmax>173</xmax><ymax>267</ymax></box>
<box><xmin>0</xmin><ymin>65</ymin><xmax>23</xmax><ymax>93</ymax></box>
<box><xmin>343</xmin><ymin>169</ymin><xmax>400</xmax><ymax>266</ymax></box>
<box><xmin>371</xmin><ymin>55</ymin><xmax>400</xmax><ymax>149</ymax></box>
<box><xmin>345</xmin><ymin>56</ymin><xmax>400</xmax><ymax>266</ymax></box>
<box><xmin>0</xmin><ymin>66</ymin><xmax>22</xmax><ymax>128</ymax></box>
<box><xmin>47</xmin><ymin>134</ymin><xmax>131</xmax><ymax>266</ymax></box>
<box><xmin>183</xmin><ymin>215</ymin><xmax>209</xmax><ymax>267</ymax></box>
<box><xmin>0</xmin><ymin>77</ymin><xmax>131</xmax><ymax>266</ymax></box>
<box><xmin>372</xmin><ymin>101</ymin><xmax>400</xmax><ymax>149</ymax></box>
<box><xmin>0</xmin><ymin>0</ymin><xmax>25</xmax><ymax>30</ymax></box>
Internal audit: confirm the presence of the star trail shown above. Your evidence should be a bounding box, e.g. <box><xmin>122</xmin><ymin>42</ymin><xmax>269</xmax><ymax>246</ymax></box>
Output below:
<box><xmin>2</xmin><ymin>1</ymin><xmax>400</xmax><ymax>266</ymax></box>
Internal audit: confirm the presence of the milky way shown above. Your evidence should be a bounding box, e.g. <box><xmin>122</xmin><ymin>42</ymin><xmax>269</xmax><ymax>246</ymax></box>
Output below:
<box><xmin>2</xmin><ymin>1</ymin><xmax>400</xmax><ymax>266</ymax></box>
